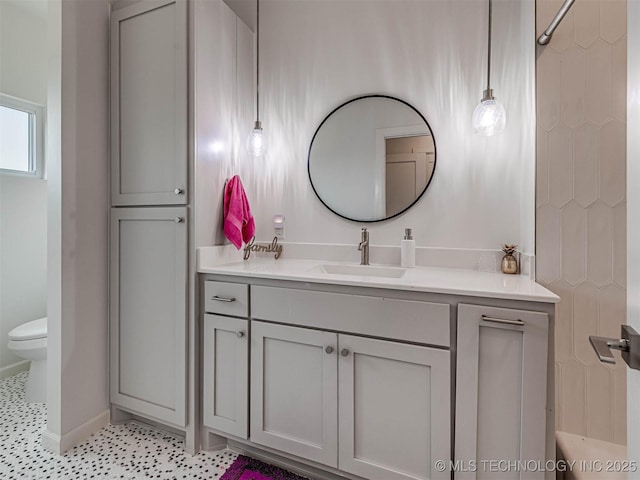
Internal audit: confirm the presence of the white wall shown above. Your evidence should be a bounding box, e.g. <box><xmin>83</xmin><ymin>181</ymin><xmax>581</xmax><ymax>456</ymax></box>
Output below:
<box><xmin>0</xmin><ymin>1</ymin><xmax>48</xmax><ymax>103</ymax></box>
<box><xmin>194</xmin><ymin>0</ymin><xmax>255</xmax><ymax>248</ymax></box>
<box><xmin>0</xmin><ymin>0</ymin><xmax>48</xmax><ymax>373</ymax></box>
<box><xmin>219</xmin><ymin>0</ymin><xmax>535</xmax><ymax>257</ymax></box>
<box><xmin>44</xmin><ymin>0</ymin><xmax>110</xmax><ymax>454</ymax></box>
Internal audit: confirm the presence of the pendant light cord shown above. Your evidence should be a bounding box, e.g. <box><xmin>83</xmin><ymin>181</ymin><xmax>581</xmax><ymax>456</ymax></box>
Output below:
<box><xmin>256</xmin><ymin>0</ymin><xmax>260</xmax><ymax>123</ymax></box>
<box><xmin>486</xmin><ymin>0</ymin><xmax>492</xmax><ymax>93</ymax></box>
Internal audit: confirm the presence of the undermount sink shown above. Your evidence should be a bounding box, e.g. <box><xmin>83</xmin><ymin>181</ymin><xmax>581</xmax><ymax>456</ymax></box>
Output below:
<box><xmin>319</xmin><ymin>263</ymin><xmax>407</xmax><ymax>279</ymax></box>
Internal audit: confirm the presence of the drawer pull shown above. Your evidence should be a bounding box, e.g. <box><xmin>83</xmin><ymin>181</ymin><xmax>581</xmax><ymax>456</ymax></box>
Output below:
<box><xmin>211</xmin><ymin>295</ymin><xmax>236</xmax><ymax>303</ymax></box>
<box><xmin>481</xmin><ymin>315</ymin><xmax>524</xmax><ymax>326</ymax></box>
<box><xmin>236</xmin><ymin>331</ymin><xmax>245</xmax><ymax>339</ymax></box>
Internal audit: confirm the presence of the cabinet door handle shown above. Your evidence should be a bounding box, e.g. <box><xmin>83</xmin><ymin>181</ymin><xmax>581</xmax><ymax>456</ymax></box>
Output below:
<box><xmin>211</xmin><ymin>295</ymin><xmax>236</xmax><ymax>303</ymax></box>
<box><xmin>237</xmin><ymin>331</ymin><xmax>245</xmax><ymax>339</ymax></box>
<box><xmin>174</xmin><ymin>217</ymin><xmax>185</xmax><ymax>223</ymax></box>
<box><xmin>481</xmin><ymin>315</ymin><xmax>524</xmax><ymax>326</ymax></box>
<box><xmin>325</xmin><ymin>346</ymin><xmax>334</xmax><ymax>354</ymax></box>
<box><xmin>174</xmin><ymin>188</ymin><xmax>184</xmax><ymax>195</ymax></box>
<box><xmin>341</xmin><ymin>348</ymin><xmax>350</xmax><ymax>357</ymax></box>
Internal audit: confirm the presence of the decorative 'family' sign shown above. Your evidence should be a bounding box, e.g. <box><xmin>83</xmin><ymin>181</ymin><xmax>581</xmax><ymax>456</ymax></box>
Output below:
<box><xmin>244</xmin><ymin>236</ymin><xmax>283</xmax><ymax>260</ymax></box>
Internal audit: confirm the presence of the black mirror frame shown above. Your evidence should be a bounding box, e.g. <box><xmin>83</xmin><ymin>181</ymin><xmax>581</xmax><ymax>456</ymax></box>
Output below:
<box><xmin>307</xmin><ymin>94</ymin><xmax>437</xmax><ymax>223</ymax></box>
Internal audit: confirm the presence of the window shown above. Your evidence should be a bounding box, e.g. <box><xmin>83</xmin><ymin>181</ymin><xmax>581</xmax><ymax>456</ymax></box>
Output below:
<box><xmin>0</xmin><ymin>94</ymin><xmax>44</xmax><ymax>177</ymax></box>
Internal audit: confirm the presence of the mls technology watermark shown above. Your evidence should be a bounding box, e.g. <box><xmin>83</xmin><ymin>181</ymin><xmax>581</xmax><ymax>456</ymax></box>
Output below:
<box><xmin>434</xmin><ymin>459</ymin><xmax>638</xmax><ymax>473</ymax></box>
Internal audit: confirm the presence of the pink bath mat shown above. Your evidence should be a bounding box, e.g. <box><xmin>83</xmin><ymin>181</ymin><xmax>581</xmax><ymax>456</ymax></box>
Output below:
<box><xmin>220</xmin><ymin>455</ymin><xmax>309</xmax><ymax>480</ymax></box>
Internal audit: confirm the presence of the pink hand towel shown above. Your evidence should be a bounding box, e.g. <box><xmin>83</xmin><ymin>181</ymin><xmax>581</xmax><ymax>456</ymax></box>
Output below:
<box><xmin>223</xmin><ymin>175</ymin><xmax>256</xmax><ymax>249</ymax></box>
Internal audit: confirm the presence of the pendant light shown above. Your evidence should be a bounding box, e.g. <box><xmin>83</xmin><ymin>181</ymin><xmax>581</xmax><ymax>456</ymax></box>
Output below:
<box><xmin>472</xmin><ymin>0</ymin><xmax>506</xmax><ymax>136</ymax></box>
<box><xmin>247</xmin><ymin>0</ymin><xmax>265</xmax><ymax>157</ymax></box>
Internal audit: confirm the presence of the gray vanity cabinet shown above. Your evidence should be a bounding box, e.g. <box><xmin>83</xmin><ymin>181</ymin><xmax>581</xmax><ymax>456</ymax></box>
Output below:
<box><xmin>199</xmin><ymin>276</ymin><xmax>553</xmax><ymax>479</ymax></box>
<box><xmin>248</xmin><ymin>286</ymin><xmax>451</xmax><ymax>479</ymax></box>
<box><xmin>202</xmin><ymin>280</ymin><xmax>250</xmax><ymax>439</ymax></box>
<box><xmin>202</xmin><ymin>314</ymin><xmax>249</xmax><ymax>439</ymax></box>
<box><xmin>455</xmin><ymin>304</ymin><xmax>549</xmax><ymax>480</ymax></box>
<box><xmin>338</xmin><ymin>334</ymin><xmax>451</xmax><ymax>480</ymax></box>
<box><xmin>109</xmin><ymin>207</ymin><xmax>187</xmax><ymax>427</ymax></box>
<box><xmin>250</xmin><ymin>321</ymin><xmax>339</xmax><ymax>468</ymax></box>
<box><xmin>249</xmin><ymin>321</ymin><xmax>451</xmax><ymax>479</ymax></box>
<box><xmin>110</xmin><ymin>0</ymin><xmax>187</xmax><ymax>206</ymax></box>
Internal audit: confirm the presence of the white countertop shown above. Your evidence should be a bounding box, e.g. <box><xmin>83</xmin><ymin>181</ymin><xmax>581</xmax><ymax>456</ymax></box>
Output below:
<box><xmin>198</xmin><ymin>255</ymin><xmax>559</xmax><ymax>304</ymax></box>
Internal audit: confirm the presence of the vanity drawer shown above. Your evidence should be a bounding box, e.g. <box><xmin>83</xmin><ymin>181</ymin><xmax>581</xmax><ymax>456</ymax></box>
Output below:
<box><xmin>251</xmin><ymin>285</ymin><xmax>450</xmax><ymax>347</ymax></box>
<box><xmin>204</xmin><ymin>281</ymin><xmax>249</xmax><ymax>317</ymax></box>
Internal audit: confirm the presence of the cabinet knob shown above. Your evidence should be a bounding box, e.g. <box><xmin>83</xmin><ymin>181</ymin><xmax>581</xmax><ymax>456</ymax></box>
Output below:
<box><xmin>174</xmin><ymin>217</ymin><xmax>184</xmax><ymax>223</ymax></box>
<box><xmin>237</xmin><ymin>331</ymin><xmax>245</xmax><ymax>339</ymax></box>
<box><xmin>341</xmin><ymin>349</ymin><xmax>350</xmax><ymax>357</ymax></box>
<box><xmin>325</xmin><ymin>346</ymin><xmax>334</xmax><ymax>354</ymax></box>
<box><xmin>174</xmin><ymin>188</ymin><xmax>184</xmax><ymax>195</ymax></box>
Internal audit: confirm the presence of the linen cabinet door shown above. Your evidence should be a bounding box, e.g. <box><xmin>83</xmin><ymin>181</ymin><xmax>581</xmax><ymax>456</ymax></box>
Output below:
<box><xmin>250</xmin><ymin>321</ymin><xmax>338</xmax><ymax>467</ymax></box>
<box><xmin>202</xmin><ymin>314</ymin><xmax>248</xmax><ymax>439</ymax></box>
<box><xmin>338</xmin><ymin>334</ymin><xmax>451</xmax><ymax>480</ymax></box>
<box><xmin>110</xmin><ymin>207</ymin><xmax>187</xmax><ymax>427</ymax></box>
<box><xmin>455</xmin><ymin>304</ymin><xmax>549</xmax><ymax>480</ymax></box>
<box><xmin>110</xmin><ymin>0</ymin><xmax>187</xmax><ymax>206</ymax></box>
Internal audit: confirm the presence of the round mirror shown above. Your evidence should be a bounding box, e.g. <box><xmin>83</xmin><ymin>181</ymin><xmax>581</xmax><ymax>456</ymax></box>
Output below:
<box><xmin>308</xmin><ymin>95</ymin><xmax>436</xmax><ymax>222</ymax></box>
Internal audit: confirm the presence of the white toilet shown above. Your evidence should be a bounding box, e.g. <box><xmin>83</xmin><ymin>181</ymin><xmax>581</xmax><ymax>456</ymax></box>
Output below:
<box><xmin>7</xmin><ymin>317</ymin><xmax>47</xmax><ymax>403</ymax></box>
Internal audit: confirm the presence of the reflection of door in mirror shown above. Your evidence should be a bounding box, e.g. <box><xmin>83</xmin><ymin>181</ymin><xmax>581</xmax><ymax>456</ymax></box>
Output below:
<box><xmin>385</xmin><ymin>135</ymin><xmax>435</xmax><ymax>217</ymax></box>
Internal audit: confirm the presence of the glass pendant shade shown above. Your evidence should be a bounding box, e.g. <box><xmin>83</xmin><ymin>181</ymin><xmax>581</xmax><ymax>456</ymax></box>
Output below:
<box><xmin>473</xmin><ymin>0</ymin><xmax>506</xmax><ymax>137</ymax></box>
<box><xmin>472</xmin><ymin>96</ymin><xmax>506</xmax><ymax>136</ymax></box>
<box><xmin>246</xmin><ymin>121</ymin><xmax>265</xmax><ymax>157</ymax></box>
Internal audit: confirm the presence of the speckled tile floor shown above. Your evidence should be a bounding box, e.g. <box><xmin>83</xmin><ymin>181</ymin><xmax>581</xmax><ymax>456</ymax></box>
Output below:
<box><xmin>0</xmin><ymin>372</ymin><xmax>238</xmax><ymax>479</ymax></box>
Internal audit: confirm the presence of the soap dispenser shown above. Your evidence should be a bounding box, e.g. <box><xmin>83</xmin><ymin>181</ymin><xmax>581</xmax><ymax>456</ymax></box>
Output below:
<box><xmin>401</xmin><ymin>228</ymin><xmax>415</xmax><ymax>268</ymax></box>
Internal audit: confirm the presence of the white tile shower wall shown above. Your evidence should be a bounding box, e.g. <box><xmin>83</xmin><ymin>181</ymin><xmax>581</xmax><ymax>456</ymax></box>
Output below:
<box><xmin>244</xmin><ymin>0</ymin><xmax>535</xmax><ymax>257</ymax></box>
<box><xmin>536</xmin><ymin>0</ymin><xmax>627</xmax><ymax>444</ymax></box>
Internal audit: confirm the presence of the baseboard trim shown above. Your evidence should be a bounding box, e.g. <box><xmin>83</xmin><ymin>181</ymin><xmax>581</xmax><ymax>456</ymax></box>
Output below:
<box><xmin>42</xmin><ymin>409</ymin><xmax>110</xmax><ymax>454</ymax></box>
<box><xmin>0</xmin><ymin>360</ymin><xmax>30</xmax><ymax>379</ymax></box>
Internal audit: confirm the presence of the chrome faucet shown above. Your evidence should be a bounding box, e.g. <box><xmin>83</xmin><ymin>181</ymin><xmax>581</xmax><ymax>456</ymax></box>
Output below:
<box><xmin>358</xmin><ymin>228</ymin><xmax>370</xmax><ymax>265</ymax></box>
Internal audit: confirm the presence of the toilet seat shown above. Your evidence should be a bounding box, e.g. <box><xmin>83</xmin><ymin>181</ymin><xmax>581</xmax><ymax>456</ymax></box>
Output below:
<box><xmin>8</xmin><ymin>317</ymin><xmax>47</xmax><ymax>341</ymax></box>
